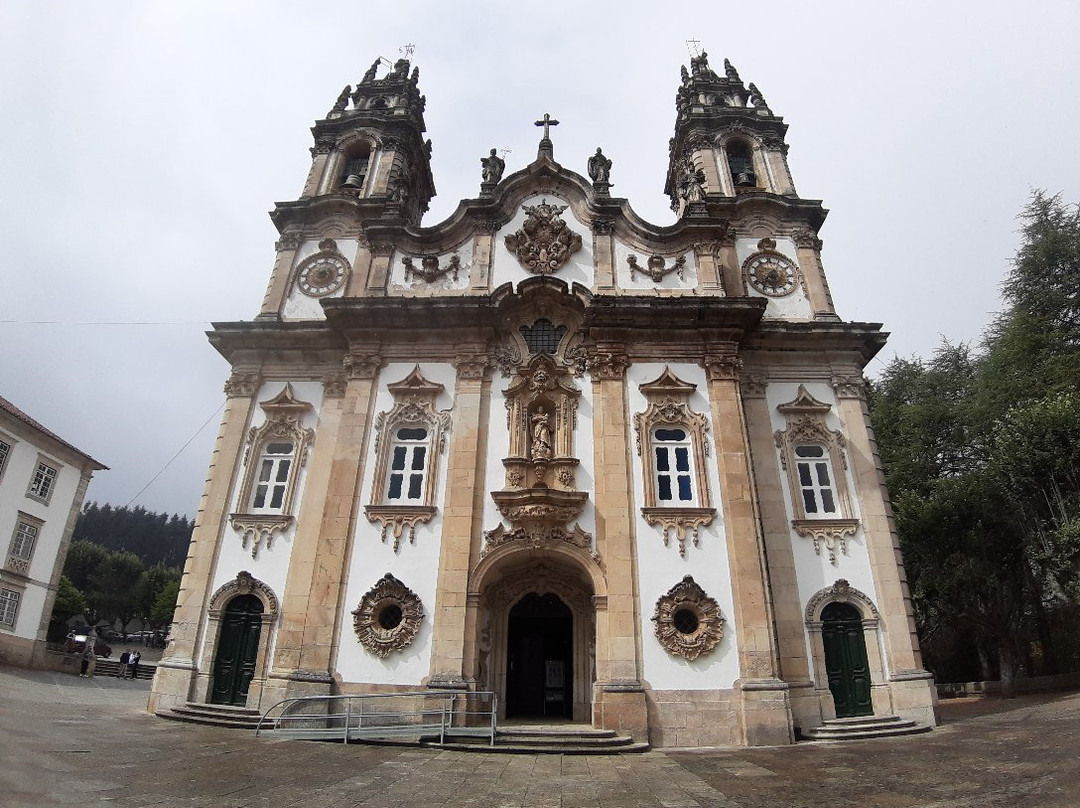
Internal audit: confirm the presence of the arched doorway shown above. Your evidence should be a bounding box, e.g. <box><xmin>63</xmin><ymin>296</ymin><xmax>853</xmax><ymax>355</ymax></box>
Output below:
<box><xmin>821</xmin><ymin>601</ymin><xmax>872</xmax><ymax>718</ymax></box>
<box><xmin>210</xmin><ymin>594</ymin><xmax>263</xmax><ymax>705</ymax></box>
<box><xmin>506</xmin><ymin>593</ymin><xmax>573</xmax><ymax>719</ymax></box>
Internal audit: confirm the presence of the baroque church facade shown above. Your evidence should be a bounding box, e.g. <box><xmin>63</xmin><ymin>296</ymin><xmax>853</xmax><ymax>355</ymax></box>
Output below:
<box><xmin>149</xmin><ymin>53</ymin><xmax>937</xmax><ymax>747</ymax></box>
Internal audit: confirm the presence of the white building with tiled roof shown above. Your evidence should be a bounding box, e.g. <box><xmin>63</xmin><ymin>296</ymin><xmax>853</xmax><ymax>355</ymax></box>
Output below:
<box><xmin>0</xmin><ymin>395</ymin><xmax>106</xmax><ymax>667</ymax></box>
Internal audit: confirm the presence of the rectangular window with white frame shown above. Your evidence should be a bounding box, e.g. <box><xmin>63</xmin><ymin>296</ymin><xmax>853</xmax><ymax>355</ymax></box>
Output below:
<box><xmin>249</xmin><ymin>440</ymin><xmax>295</xmax><ymax>512</ymax></box>
<box><xmin>0</xmin><ymin>437</ymin><xmax>12</xmax><ymax>482</ymax></box>
<box><xmin>0</xmin><ymin>588</ymin><xmax>20</xmax><ymax>628</ymax></box>
<box><xmin>27</xmin><ymin>457</ymin><xmax>59</xmax><ymax>503</ymax></box>
<box><xmin>794</xmin><ymin>444</ymin><xmax>838</xmax><ymax>516</ymax></box>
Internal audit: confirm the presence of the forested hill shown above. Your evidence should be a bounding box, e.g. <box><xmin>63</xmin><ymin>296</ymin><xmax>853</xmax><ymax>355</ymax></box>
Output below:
<box><xmin>73</xmin><ymin>503</ymin><xmax>193</xmax><ymax>567</ymax></box>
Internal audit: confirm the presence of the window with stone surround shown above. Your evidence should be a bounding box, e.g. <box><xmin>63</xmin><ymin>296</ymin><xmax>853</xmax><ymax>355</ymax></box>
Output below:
<box><xmin>774</xmin><ymin>386</ymin><xmax>859</xmax><ymax>564</ymax></box>
<box><xmin>0</xmin><ymin>588</ymin><xmax>20</xmax><ymax>628</ymax></box>
<box><xmin>27</xmin><ymin>457</ymin><xmax>59</xmax><ymax>504</ymax></box>
<box><xmin>6</xmin><ymin>514</ymin><xmax>42</xmax><ymax>576</ymax></box>
<box><xmin>634</xmin><ymin>368</ymin><xmax>715</xmax><ymax>557</ymax></box>
<box><xmin>230</xmin><ymin>384</ymin><xmax>314</xmax><ymax>558</ymax></box>
<box><xmin>0</xmin><ymin>436</ymin><xmax>11</xmax><ymax>483</ymax></box>
<box><xmin>365</xmin><ymin>367</ymin><xmax>451</xmax><ymax>552</ymax></box>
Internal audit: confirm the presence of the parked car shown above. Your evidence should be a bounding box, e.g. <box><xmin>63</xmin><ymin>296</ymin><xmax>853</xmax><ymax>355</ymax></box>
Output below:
<box><xmin>65</xmin><ymin>632</ymin><xmax>112</xmax><ymax>658</ymax></box>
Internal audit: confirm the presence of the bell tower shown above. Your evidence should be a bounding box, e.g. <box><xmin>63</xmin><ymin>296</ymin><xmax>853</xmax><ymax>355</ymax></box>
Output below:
<box><xmin>298</xmin><ymin>56</ymin><xmax>435</xmax><ymax>223</ymax></box>
<box><xmin>664</xmin><ymin>52</ymin><xmax>796</xmax><ymax>216</ymax></box>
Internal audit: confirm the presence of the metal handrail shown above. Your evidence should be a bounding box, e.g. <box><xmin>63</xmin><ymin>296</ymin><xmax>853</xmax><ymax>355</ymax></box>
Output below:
<box><xmin>254</xmin><ymin>690</ymin><xmax>498</xmax><ymax>746</ymax></box>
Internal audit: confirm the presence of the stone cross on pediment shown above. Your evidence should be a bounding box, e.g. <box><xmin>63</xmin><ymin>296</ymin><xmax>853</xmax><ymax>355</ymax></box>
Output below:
<box><xmin>535</xmin><ymin>113</ymin><xmax>559</xmax><ymax>158</ymax></box>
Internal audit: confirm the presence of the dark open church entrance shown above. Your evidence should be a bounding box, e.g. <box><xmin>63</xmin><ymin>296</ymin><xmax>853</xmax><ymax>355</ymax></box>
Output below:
<box><xmin>210</xmin><ymin>594</ymin><xmax>262</xmax><ymax>706</ymax></box>
<box><xmin>506</xmin><ymin>593</ymin><xmax>573</xmax><ymax>719</ymax></box>
<box><xmin>822</xmin><ymin>601</ymin><xmax>873</xmax><ymax>718</ymax></box>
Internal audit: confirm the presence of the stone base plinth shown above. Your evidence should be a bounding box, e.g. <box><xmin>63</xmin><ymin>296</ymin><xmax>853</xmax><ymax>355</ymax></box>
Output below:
<box><xmin>593</xmin><ymin>682</ymin><xmax>648</xmax><ymax>743</ymax></box>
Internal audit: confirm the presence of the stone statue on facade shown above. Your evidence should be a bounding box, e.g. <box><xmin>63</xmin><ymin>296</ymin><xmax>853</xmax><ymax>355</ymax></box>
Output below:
<box><xmin>361</xmin><ymin>59</ymin><xmax>380</xmax><ymax>84</ymax></box>
<box><xmin>587</xmin><ymin>148</ymin><xmax>612</xmax><ymax>184</ymax></box>
<box><xmin>481</xmin><ymin>148</ymin><xmax>505</xmax><ymax>184</ymax></box>
<box><xmin>530</xmin><ymin>408</ymin><xmax>554</xmax><ymax>460</ymax></box>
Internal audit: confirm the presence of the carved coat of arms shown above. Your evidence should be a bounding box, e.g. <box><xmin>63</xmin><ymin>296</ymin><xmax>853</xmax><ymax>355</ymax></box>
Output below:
<box><xmin>504</xmin><ymin>199</ymin><xmax>582</xmax><ymax>274</ymax></box>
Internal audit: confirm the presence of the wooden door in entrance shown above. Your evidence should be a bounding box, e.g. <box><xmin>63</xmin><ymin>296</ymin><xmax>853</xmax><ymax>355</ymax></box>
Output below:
<box><xmin>506</xmin><ymin>593</ymin><xmax>573</xmax><ymax>719</ymax></box>
<box><xmin>821</xmin><ymin>601</ymin><xmax>873</xmax><ymax>717</ymax></box>
<box><xmin>210</xmin><ymin>594</ymin><xmax>262</xmax><ymax>706</ymax></box>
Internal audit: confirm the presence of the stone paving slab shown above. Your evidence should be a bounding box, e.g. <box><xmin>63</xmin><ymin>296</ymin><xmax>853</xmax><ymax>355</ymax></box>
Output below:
<box><xmin>1</xmin><ymin>667</ymin><xmax>1078</xmax><ymax>807</ymax></box>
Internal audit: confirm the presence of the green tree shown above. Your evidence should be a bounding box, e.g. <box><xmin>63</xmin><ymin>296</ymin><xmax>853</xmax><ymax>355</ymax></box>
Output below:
<box><xmin>135</xmin><ymin>563</ymin><xmax>181</xmax><ymax>629</ymax></box>
<box><xmin>87</xmin><ymin>551</ymin><xmax>145</xmax><ymax>632</ymax></box>
<box><xmin>150</xmin><ymin>580</ymin><xmax>180</xmax><ymax>629</ymax></box>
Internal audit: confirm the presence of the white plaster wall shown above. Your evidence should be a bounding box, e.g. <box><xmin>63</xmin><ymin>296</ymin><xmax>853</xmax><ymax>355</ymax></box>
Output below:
<box><xmin>335</xmin><ymin>362</ymin><xmax>456</xmax><ymax>685</ymax></box>
<box><xmin>613</xmin><ymin>240</ymin><xmax>699</xmax><ymax>293</ymax></box>
<box><xmin>387</xmin><ymin>243</ymin><xmax>474</xmax><ymax>294</ymax></box>
<box><xmin>763</xmin><ymin>381</ymin><xmax>877</xmax><ymax>682</ymax></box>
<box><xmin>0</xmin><ymin>423</ymin><xmax>87</xmax><ymax>641</ymax></box>
<box><xmin>735</xmin><ymin>237</ymin><xmax>812</xmax><ymax>320</ymax></box>
<box><xmin>491</xmin><ymin>194</ymin><xmax>593</xmax><ymax>291</ymax></box>
<box><xmin>628</xmin><ymin>362</ymin><xmax>742</xmax><ymax>690</ymax></box>
<box><xmin>204</xmin><ymin>381</ymin><xmax>324</xmax><ymax>665</ymax></box>
<box><xmin>281</xmin><ymin>238</ymin><xmax>361</xmax><ymax>320</ymax></box>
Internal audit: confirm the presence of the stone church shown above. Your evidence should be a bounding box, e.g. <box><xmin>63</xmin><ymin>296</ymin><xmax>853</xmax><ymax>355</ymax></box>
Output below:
<box><xmin>149</xmin><ymin>53</ymin><xmax>936</xmax><ymax>747</ymax></box>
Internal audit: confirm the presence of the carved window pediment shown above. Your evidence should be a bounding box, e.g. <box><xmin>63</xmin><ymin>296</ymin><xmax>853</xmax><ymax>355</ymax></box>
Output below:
<box><xmin>634</xmin><ymin>368</ymin><xmax>715</xmax><ymax>554</ymax></box>
<box><xmin>231</xmin><ymin>383</ymin><xmax>314</xmax><ymax>558</ymax></box>
<box><xmin>365</xmin><ymin>367</ymin><xmax>451</xmax><ymax>551</ymax></box>
<box><xmin>775</xmin><ymin>385</ymin><xmax>859</xmax><ymax>564</ymax></box>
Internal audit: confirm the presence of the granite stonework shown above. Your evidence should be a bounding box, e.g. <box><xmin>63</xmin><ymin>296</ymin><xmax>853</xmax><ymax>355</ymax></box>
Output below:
<box><xmin>148</xmin><ymin>52</ymin><xmax>936</xmax><ymax>748</ymax></box>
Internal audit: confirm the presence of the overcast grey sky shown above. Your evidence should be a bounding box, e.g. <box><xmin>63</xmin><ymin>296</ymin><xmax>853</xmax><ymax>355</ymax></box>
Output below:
<box><xmin>2</xmin><ymin>1</ymin><xmax>1078</xmax><ymax>519</ymax></box>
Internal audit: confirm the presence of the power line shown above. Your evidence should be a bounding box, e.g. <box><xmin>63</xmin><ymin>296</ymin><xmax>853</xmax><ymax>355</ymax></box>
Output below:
<box><xmin>0</xmin><ymin>320</ymin><xmax>212</xmax><ymax>326</ymax></box>
<box><xmin>124</xmin><ymin>403</ymin><xmax>225</xmax><ymax>508</ymax></box>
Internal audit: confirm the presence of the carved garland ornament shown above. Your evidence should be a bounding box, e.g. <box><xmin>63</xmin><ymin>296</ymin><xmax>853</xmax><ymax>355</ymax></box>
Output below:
<box><xmin>504</xmin><ymin>199</ymin><xmax>582</xmax><ymax>274</ymax></box>
<box><xmin>628</xmin><ymin>253</ymin><xmax>686</xmax><ymax>283</ymax></box>
<box><xmin>652</xmin><ymin>575</ymin><xmax>725</xmax><ymax>661</ymax></box>
<box><xmin>352</xmin><ymin>573</ymin><xmax>424</xmax><ymax>658</ymax></box>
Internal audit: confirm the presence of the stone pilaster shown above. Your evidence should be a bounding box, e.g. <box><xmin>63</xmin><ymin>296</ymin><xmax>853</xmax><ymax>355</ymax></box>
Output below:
<box><xmin>793</xmin><ymin>230</ymin><xmax>839</xmax><ymax>320</ymax></box>
<box><xmin>149</xmin><ymin>368</ymin><xmax>261</xmax><ymax>713</ymax></box>
<box><xmin>262</xmin><ymin>352</ymin><xmax>382</xmax><ymax>704</ymax></box>
<box><xmin>592</xmin><ymin>218</ymin><xmax>616</xmax><ymax>291</ymax></box>
<box><xmin>427</xmin><ymin>354</ymin><xmax>491</xmax><ymax>688</ymax></box>
<box><xmin>701</xmin><ymin>351</ymin><xmax>793</xmax><ymax>746</ymax></box>
<box><xmin>587</xmin><ymin>346</ymin><xmax>648</xmax><ymax>741</ymax></box>
<box><xmin>257</xmin><ymin>233</ymin><xmax>302</xmax><ymax>320</ymax></box>
<box><xmin>471</xmin><ymin>219</ymin><xmax>498</xmax><ymax>292</ymax></box>
<box><xmin>364</xmin><ymin>241</ymin><xmax>395</xmax><ymax>295</ymax></box>
<box><xmin>693</xmin><ymin>241</ymin><xmax>725</xmax><ymax>293</ymax></box>
<box><xmin>739</xmin><ymin>371</ymin><xmax>818</xmax><ymax>730</ymax></box>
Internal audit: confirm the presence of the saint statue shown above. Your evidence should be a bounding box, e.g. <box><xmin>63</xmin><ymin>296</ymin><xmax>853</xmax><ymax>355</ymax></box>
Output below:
<box><xmin>587</xmin><ymin>148</ymin><xmax>612</xmax><ymax>184</ymax></box>
<box><xmin>530</xmin><ymin>408</ymin><xmax>553</xmax><ymax>460</ymax></box>
<box><xmin>481</xmin><ymin>148</ymin><xmax>505</xmax><ymax>184</ymax></box>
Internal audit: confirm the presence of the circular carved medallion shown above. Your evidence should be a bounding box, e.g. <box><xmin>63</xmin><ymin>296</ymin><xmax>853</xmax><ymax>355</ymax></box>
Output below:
<box><xmin>743</xmin><ymin>251</ymin><xmax>798</xmax><ymax>297</ymax></box>
<box><xmin>296</xmin><ymin>252</ymin><xmax>348</xmax><ymax>297</ymax></box>
<box><xmin>652</xmin><ymin>575</ymin><xmax>725</xmax><ymax>660</ymax></box>
<box><xmin>352</xmin><ymin>573</ymin><xmax>424</xmax><ymax>657</ymax></box>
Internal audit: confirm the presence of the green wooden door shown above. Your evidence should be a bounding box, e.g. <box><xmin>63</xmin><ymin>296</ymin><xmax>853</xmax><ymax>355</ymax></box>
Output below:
<box><xmin>210</xmin><ymin>594</ymin><xmax>263</xmax><ymax>706</ymax></box>
<box><xmin>821</xmin><ymin>602</ymin><xmax>873</xmax><ymax>718</ymax></box>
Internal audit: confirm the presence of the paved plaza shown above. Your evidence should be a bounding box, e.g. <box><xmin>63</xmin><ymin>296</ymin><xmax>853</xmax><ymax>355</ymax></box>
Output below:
<box><xmin>1</xmin><ymin>666</ymin><xmax>1077</xmax><ymax>807</ymax></box>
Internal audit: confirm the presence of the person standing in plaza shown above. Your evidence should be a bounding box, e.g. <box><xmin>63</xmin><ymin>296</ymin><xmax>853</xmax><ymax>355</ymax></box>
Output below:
<box><xmin>128</xmin><ymin>651</ymin><xmax>140</xmax><ymax>680</ymax></box>
<box><xmin>117</xmin><ymin>650</ymin><xmax>130</xmax><ymax>678</ymax></box>
<box><xmin>85</xmin><ymin>644</ymin><xmax>97</xmax><ymax>678</ymax></box>
<box><xmin>79</xmin><ymin>643</ymin><xmax>93</xmax><ymax>677</ymax></box>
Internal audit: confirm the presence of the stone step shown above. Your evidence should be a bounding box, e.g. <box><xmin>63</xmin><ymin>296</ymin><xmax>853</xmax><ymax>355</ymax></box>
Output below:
<box><xmin>425</xmin><ymin>725</ymin><xmax>647</xmax><ymax>754</ymax></box>
<box><xmin>802</xmin><ymin>715</ymin><xmax>931</xmax><ymax>742</ymax></box>
<box><xmin>156</xmin><ymin>702</ymin><xmax>264</xmax><ymax>730</ymax></box>
<box><xmin>428</xmin><ymin>739</ymin><xmax>651</xmax><ymax>755</ymax></box>
<box><xmin>92</xmin><ymin>659</ymin><xmax>155</xmax><ymax>680</ymax></box>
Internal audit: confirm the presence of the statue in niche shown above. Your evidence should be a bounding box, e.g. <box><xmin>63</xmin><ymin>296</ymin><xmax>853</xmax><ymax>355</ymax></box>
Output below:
<box><xmin>587</xmin><ymin>148</ymin><xmax>612</xmax><ymax>183</ymax></box>
<box><xmin>481</xmin><ymin>148</ymin><xmax>505</xmax><ymax>183</ymax></box>
<box><xmin>530</xmin><ymin>408</ymin><xmax>554</xmax><ymax>460</ymax></box>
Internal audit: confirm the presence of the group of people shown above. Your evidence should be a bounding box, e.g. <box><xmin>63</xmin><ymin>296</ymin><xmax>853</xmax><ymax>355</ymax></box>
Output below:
<box><xmin>115</xmin><ymin>650</ymin><xmax>142</xmax><ymax>680</ymax></box>
<box><xmin>77</xmin><ymin>644</ymin><xmax>141</xmax><ymax>679</ymax></box>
